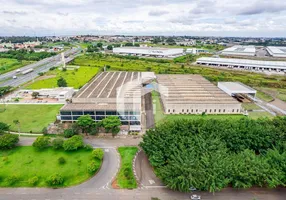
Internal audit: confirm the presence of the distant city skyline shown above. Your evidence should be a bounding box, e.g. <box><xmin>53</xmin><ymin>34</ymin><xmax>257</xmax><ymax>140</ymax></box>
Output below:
<box><xmin>1</xmin><ymin>0</ymin><xmax>286</xmax><ymax>37</ymax></box>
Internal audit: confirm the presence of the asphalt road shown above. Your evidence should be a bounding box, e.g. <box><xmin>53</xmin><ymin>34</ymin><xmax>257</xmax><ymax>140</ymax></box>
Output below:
<box><xmin>2</xmin><ymin>137</ymin><xmax>286</xmax><ymax>200</ymax></box>
<box><xmin>0</xmin><ymin>48</ymin><xmax>81</xmax><ymax>87</ymax></box>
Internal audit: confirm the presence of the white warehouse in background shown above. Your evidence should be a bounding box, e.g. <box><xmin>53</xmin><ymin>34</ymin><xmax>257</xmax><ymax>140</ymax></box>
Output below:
<box><xmin>113</xmin><ymin>47</ymin><xmax>184</xmax><ymax>57</ymax></box>
<box><xmin>266</xmin><ymin>46</ymin><xmax>286</xmax><ymax>58</ymax></box>
<box><xmin>196</xmin><ymin>57</ymin><xmax>286</xmax><ymax>73</ymax></box>
<box><xmin>221</xmin><ymin>45</ymin><xmax>256</xmax><ymax>56</ymax></box>
<box><xmin>218</xmin><ymin>82</ymin><xmax>257</xmax><ymax>97</ymax></box>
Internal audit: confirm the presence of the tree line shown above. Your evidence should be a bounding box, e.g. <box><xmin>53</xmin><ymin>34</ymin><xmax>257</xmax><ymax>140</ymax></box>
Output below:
<box><xmin>140</xmin><ymin>117</ymin><xmax>286</xmax><ymax>192</ymax></box>
<box><xmin>0</xmin><ymin>49</ymin><xmax>56</xmax><ymax>61</ymax></box>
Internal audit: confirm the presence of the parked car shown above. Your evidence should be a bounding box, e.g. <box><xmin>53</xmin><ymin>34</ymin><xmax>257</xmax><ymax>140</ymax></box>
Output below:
<box><xmin>13</xmin><ymin>76</ymin><xmax>17</xmax><ymax>79</ymax></box>
<box><xmin>190</xmin><ymin>194</ymin><xmax>201</xmax><ymax>200</ymax></box>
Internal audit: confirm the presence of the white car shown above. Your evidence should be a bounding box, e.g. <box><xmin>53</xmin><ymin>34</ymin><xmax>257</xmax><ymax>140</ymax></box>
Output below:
<box><xmin>16</xmin><ymin>69</ymin><xmax>21</xmax><ymax>73</ymax></box>
<box><xmin>13</xmin><ymin>76</ymin><xmax>17</xmax><ymax>79</ymax></box>
<box><xmin>190</xmin><ymin>194</ymin><xmax>201</xmax><ymax>200</ymax></box>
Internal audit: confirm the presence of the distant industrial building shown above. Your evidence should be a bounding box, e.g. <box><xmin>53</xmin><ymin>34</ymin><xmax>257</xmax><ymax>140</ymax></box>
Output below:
<box><xmin>156</xmin><ymin>74</ymin><xmax>241</xmax><ymax>115</ymax></box>
<box><xmin>113</xmin><ymin>47</ymin><xmax>184</xmax><ymax>57</ymax></box>
<box><xmin>186</xmin><ymin>48</ymin><xmax>209</xmax><ymax>55</ymax></box>
<box><xmin>266</xmin><ymin>46</ymin><xmax>286</xmax><ymax>58</ymax></box>
<box><xmin>196</xmin><ymin>57</ymin><xmax>286</xmax><ymax>73</ymax></box>
<box><xmin>221</xmin><ymin>45</ymin><xmax>256</xmax><ymax>57</ymax></box>
<box><xmin>59</xmin><ymin>71</ymin><xmax>155</xmax><ymax>131</ymax></box>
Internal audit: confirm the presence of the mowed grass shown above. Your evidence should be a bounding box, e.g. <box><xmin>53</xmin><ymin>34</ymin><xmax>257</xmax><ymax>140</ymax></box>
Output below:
<box><xmin>0</xmin><ymin>104</ymin><xmax>62</xmax><ymax>133</ymax></box>
<box><xmin>0</xmin><ymin>146</ymin><xmax>99</xmax><ymax>187</ymax></box>
<box><xmin>0</xmin><ymin>58</ymin><xmax>33</xmax><ymax>74</ymax></box>
<box><xmin>116</xmin><ymin>147</ymin><xmax>138</xmax><ymax>189</ymax></box>
<box><xmin>26</xmin><ymin>66</ymin><xmax>99</xmax><ymax>89</ymax></box>
<box><xmin>256</xmin><ymin>90</ymin><xmax>274</xmax><ymax>102</ymax></box>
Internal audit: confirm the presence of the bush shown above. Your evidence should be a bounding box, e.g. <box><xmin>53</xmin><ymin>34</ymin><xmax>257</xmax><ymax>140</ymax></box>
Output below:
<box><xmin>84</xmin><ymin>144</ymin><xmax>93</xmax><ymax>151</ymax></box>
<box><xmin>63</xmin><ymin>135</ymin><xmax>84</xmax><ymax>151</ymax></box>
<box><xmin>0</xmin><ymin>134</ymin><xmax>19</xmax><ymax>149</ymax></box>
<box><xmin>63</xmin><ymin>129</ymin><xmax>76</xmax><ymax>138</ymax></box>
<box><xmin>2</xmin><ymin>156</ymin><xmax>8</xmax><ymax>162</ymax></box>
<box><xmin>32</xmin><ymin>136</ymin><xmax>50</xmax><ymax>150</ymax></box>
<box><xmin>0</xmin><ymin>122</ymin><xmax>10</xmax><ymax>133</ymax></box>
<box><xmin>46</xmin><ymin>174</ymin><xmax>64</xmax><ymax>186</ymax></box>
<box><xmin>5</xmin><ymin>175</ymin><xmax>19</xmax><ymax>185</ymax></box>
<box><xmin>58</xmin><ymin>157</ymin><xmax>66</xmax><ymax>165</ymax></box>
<box><xmin>87</xmin><ymin>161</ymin><xmax>99</xmax><ymax>174</ymax></box>
<box><xmin>91</xmin><ymin>149</ymin><xmax>104</xmax><ymax>160</ymax></box>
<box><xmin>28</xmin><ymin>176</ymin><xmax>39</xmax><ymax>186</ymax></box>
<box><xmin>52</xmin><ymin>138</ymin><xmax>64</xmax><ymax>149</ymax></box>
<box><xmin>42</xmin><ymin>127</ymin><xmax>48</xmax><ymax>134</ymax></box>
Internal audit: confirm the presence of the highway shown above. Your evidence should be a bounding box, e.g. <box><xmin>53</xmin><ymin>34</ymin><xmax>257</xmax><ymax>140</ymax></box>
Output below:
<box><xmin>0</xmin><ymin>47</ymin><xmax>81</xmax><ymax>87</ymax></box>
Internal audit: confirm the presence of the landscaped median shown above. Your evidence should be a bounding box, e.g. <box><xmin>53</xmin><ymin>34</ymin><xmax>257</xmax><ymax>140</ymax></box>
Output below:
<box><xmin>113</xmin><ymin>146</ymin><xmax>138</xmax><ymax>189</ymax></box>
<box><xmin>0</xmin><ymin>134</ymin><xmax>104</xmax><ymax>187</ymax></box>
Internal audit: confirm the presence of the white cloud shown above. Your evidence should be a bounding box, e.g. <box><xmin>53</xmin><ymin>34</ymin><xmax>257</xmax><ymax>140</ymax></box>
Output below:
<box><xmin>0</xmin><ymin>0</ymin><xmax>286</xmax><ymax>36</ymax></box>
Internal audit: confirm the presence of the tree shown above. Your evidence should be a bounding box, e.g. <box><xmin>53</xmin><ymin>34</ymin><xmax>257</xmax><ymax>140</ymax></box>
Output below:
<box><xmin>52</xmin><ymin>138</ymin><xmax>64</xmax><ymax>149</ymax></box>
<box><xmin>107</xmin><ymin>45</ymin><xmax>113</xmax><ymax>50</ymax></box>
<box><xmin>57</xmin><ymin>77</ymin><xmax>67</xmax><ymax>87</ymax></box>
<box><xmin>32</xmin><ymin>136</ymin><xmax>50</xmax><ymax>150</ymax></box>
<box><xmin>63</xmin><ymin>135</ymin><xmax>84</xmax><ymax>151</ymax></box>
<box><xmin>96</xmin><ymin>42</ymin><xmax>103</xmax><ymax>48</ymax></box>
<box><xmin>76</xmin><ymin>115</ymin><xmax>95</xmax><ymax>135</ymax></box>
<box><xmin>0</xmin><ymin>134</ymin><xmax>19</xmax><ymax>149</ymax></box>
<box><xmin>102</xmin><ymin>116</ymin><xmax>121</xmax><ymax>137</ymax></box>
<box><xmin>47</xmin><ymin>173</ymin><xmax>64</xmax><ymax>186</ymax></box>
<box><xmin>63</xmin><ymin>129</ymin><xmax>77</xmax><ymax>138</ymax></box>
<box><xmin>166</xmin><ymin>37</ymin><xmax>176</xmax><ymax>45</ymax></box>
<box><xmin>0</xmin><ymin>122</ymin><xmax>10</xmax><ymax>133</ymax></box>
<box><xmin>13</xmin><ymin>120</ymin><xmax>20</xmax><ymax>135</ymax></box>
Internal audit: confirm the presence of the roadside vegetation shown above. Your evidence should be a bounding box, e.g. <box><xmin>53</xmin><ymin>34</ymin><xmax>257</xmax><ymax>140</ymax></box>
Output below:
<box><xmin>140</xmin><ymin>117</ymin><xmax>286</xmax><ymax>193</ymax></box>
<box><xmin>115</xmin><ymin>147</ymin><xmax>138</xmax><ymax>189</ymax></box>
<box><xmin>0</xmin><ymin>49</ymin><xmax>56</xmax><ymax>61</ymax></box>
<box><xmin>71</xmin><ymin>53</ymin><xmax>286</xmax><ymax>102</ymax></box>
<box><xmin>0</xmin><ymin>104</ymin><xmax>62</xmax><ymax>133</ymax></box>
<box><xmin>0</xmin><ymin>58</ymin><xmax>33</xmax><ymax>74</ymax></box>
<box><xmin>0</xmin><ymin>134</ymin><xmax>103</xmax><ymax>187</ymax></box>
<box><xmin>25</xmin><ymin>66</ymin><xmax>99</xmax><ymax>89</ymax></box>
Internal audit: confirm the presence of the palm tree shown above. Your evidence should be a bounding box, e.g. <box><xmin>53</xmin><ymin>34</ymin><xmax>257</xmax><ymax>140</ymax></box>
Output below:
<box><xmin>13</xmin><ymin>120</ymin><xmax>20</xmax><ymax>136</ymax></box>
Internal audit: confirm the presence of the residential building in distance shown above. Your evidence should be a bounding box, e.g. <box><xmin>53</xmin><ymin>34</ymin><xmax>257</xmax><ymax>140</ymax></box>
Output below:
<box><xmin>221</xmin><ymin>45</ymin><xmax>256</xmax><ymax>56</ymax></box>
<box><xmin>156</xmin><ymin>74</ymin><xmax>241</xmax><ymax>115</ymax></box>
<box><xmin>113</xmin><ymin>47</ymin><xmax>184</xmax><ymax>57</ymax></box>
<box><xmin>196</xmin><ymin>57</ymin><xmax>286</xmax><ymax>73</ymax></box>
<box><xmin>266</xmin><ymin>46</ymin><xmax>286</xmax><ymax>58</ymax></box>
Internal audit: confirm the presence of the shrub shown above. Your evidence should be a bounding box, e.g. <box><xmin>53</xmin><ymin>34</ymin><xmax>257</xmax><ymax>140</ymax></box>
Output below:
<box><xmin>0</xmin><ymin>122</ymin><xmax>10</xmax><ymax>133</ymax></box>
<box><xmin>32</xmin><ymin>136</ymin><xmax>50</xmax><ymax>150</ymax></box>
<box><xmin>63</xmin><ymin>129</ymin><xmax>76</xmax><ymax>138</ymax></box>
<box><xmin>63</xmin><ymin>135</ymin><xmax>84</xmax><ymax>151</ymax></box>
<box><xmin>2</xmin><ymin>156</ymin><xmax>8</xmax><ymax>162</ymax></box>
<box><xmin>5</xmin><ymin>175</ymin><xmax>19</xmax><ymax>185</ymax></box>
<box><xmin>87</xmin><ymin>161</ymin><xmax>99</xmax><ymax>174</ymax></box>
<box><xmin>58</xmin><ymin>157</ymin><xmax>66</xmax><ymax>165</ymax></box>
<box><xmin>52</xmin><ymin>138</ymin><xmax>64</xmax><ymax>149</ymax></box>
<box><xmin>46</xmin><ymin>174</ymin><xmax>64</xmax><ymax>186</ymax></box>
<box><xmin>91</xmin><ymin>149</ymin><xmax>104</xmax><ymax>160</ymax></box>
<box><xmin>84</xmin><ymin>144</ymin><xmax>93</xmax><ymax>151</ymax></box>
<box><xmin>42</xmin><ymin>127</ymin><xmax>48</xmax><ymax>134</ymax></box>
<box><xmin>28</xmin><ymin>176</ymin><xmax>39</xmax><ymax>186</ymax></box>
<box><xmin>0</xmin><ymin>134</ymin><xmax>19</xmax><ymax>149</ymax></box>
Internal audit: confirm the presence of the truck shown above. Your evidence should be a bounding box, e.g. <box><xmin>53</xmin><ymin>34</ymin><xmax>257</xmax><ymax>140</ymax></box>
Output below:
<box><xmin>21</xmin><ymin>68</ymin><xmax>34</xmax><ymax>75</ymax></box>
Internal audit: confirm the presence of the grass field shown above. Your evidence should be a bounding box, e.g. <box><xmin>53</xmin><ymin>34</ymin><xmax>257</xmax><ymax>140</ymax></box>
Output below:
<box><xmin>242</xmin><ymin>103</ymin><xmax>262</xmax><ymax>111</ymax></box>
<box><xmin>116</xmin><ymin>147</ymin><xmax>138</xmax><ymax>189</ymax></box>
<box><xmin>0</xmin><ymin>58</ymin><xmax>33</xmax><ymax>74</ymax></box>
<box><xmin>0</xmin><ymin>104</ymin><xmax>62</xmax><ymax>133</ymax></box>
<box><xmin>256</xmin><ymin>90</ymin><xmax>274</xmax><ymax>102</ymax></box>
<box><xmin>0</xmin><ymin>146</ymin><xmax>99</xmax><ymax>187</ymax></box>
<box><xmin>26</xmin><ymin>66</ymin><xmax>99</xmax><ymax>89</ymax></box>
<box><xmin>256</xmin><ymin>87</ymin><xmax>286</xmax><ymax>102</ymax></box>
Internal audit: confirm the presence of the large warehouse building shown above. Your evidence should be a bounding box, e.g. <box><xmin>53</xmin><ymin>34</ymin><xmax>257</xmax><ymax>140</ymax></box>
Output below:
<box><xmin>221</xmin><ymin>45</ymin><xmax>256</xmax><ymax>56</ymax></box>
<box><xmin>196</xmin><ymin>57</ymin><xmax>286</xmax><ymax>73</ymax></box>
<box><xmin>156</xmin><ymin>74</ymin><xmax>241</xmax><ymax>114</ymax></box>
<box><xmin>266</xmin><ymin>46</ymin><xmax>286</xmax><ymax>58</ymax></box>
<box><xmin>59</xmin><ymin>71</ymin><xmax>155</xmax><ymax>131</ymax></box>
<box><xmin>113</xmin><ymin>47</ymin><xmax>184</xmax><ymax>57</ymax></box>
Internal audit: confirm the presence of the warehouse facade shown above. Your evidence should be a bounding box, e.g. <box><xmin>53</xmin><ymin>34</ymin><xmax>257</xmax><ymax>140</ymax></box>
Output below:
<box><xmin>266</xmin><ymin>46</ymin><xmax>286</xmax><ymax>58</ymax></box>
<box><xmin>157</xmin><ymin>74</ymin><xmax>241</xmax><ymax>114</ymax></box>
<box><xmin>113</xmin><ymin>47</ymin><xmax>184</xmax><ymax>57</ymax></box>
<box><xmin>59</xmin><ymin>71</ymin><xmax>155</xmax><ymax>131</ymax></box>
<box><xmin>196</xmin><ymin>57</ymin><xmax>286</xmax><ymax>73</ymax></box>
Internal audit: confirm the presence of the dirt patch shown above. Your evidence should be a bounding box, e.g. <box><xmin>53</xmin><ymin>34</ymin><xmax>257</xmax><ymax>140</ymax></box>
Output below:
<box><xmin>271</xmin><ymin>99</ymin><xmax>286</xmax><ymax>111</ymax></box>
<box><xmin>37</xmin><ymin>75</ymin><xmax>56</xmax><ymax>81</ymax></box>
<box><xmin>111</xmin><ymin>179</ymin><xmax>120</xmax><ymax>189</ymax></box>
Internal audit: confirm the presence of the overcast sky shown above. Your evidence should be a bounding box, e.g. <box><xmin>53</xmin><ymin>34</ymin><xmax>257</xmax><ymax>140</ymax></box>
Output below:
<box><xmin>1</xmin><ymin>0</ymin><xmax>286</xmax><ymax>37</ymax></box>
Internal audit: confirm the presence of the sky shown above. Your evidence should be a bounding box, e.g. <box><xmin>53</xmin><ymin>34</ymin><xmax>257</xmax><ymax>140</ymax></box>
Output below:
<box><xmin>1</xmin><ymin>0</ymin><xmax>286</xmax><ymax>37</ymax></box>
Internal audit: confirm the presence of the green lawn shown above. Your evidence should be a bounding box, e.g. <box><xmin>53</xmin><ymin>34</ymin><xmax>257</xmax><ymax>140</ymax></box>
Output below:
<box><xmin>0</xmin><ymin>104</ymin><xmax>62</xmax><ymax>133</ymax></box>
<box><xmin>116</xmin><ymin>147</ymin><xmax>138</xmax><ymax>189</ymax></box>
<box><xmin>256</xmin><ymin>87</ymin><xmax>286</xmax><ymax>102</ymax></box>
<box><xmin>242</xmin><ymin>103</ymin><xmax>262</xmax><ymax>111</ymax></box>
<box><xmin>0</xmin><ymin>146</ymin><xmax>100</xmax><ymax>187</ymax></box>
<box><xmin>248</xmin><ymin>111</ymin><xmax>274</xmax><ymax>119</ymax></box>
<box><xmin>256</xmin><ymin>90</ymin><xmax>274</xmax><ymax>102</ymax></box>
<box><xmin>0</xmin><ymin>58</ymin><xmax>33</xmax><ymax>74</ymax></box>
<box><xmin>26</xmin><ymin>66</ymin><xmax>99</xmax><ymax>89</ymax></box>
